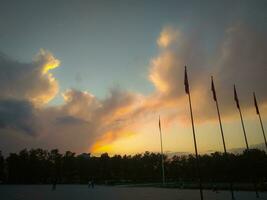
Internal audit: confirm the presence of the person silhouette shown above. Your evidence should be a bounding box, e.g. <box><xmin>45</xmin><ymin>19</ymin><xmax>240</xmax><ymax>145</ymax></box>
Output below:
<box><xmin>52</xmin><ymin>178</ymin><xmax>57</xmax><ymax>191</ymax></box>
<box><xmin>91</xmin><ymin>179</ymin><xmax>95</xmax><ymax>188</ymax></box>
<box><xmin>212</xmin><ymin>182</ymin><xmax>218</xmax><ymax>193</ymax></box>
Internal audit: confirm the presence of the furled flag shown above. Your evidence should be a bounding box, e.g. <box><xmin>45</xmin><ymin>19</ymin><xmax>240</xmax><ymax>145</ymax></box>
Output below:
<box><xmin>211</xmin><ymin>76</ymin><xmax>217</xmax><ymax>101</ymax></box>
<box><xmin>253</xmin><ymin>92</ymin><xmax>259</xmax><ymax>114</ymax></box>
<box><xmin>234</xmin><ymin>85</ymin><xmax>240</xmax><ymax>109</ymax></box>
<box><xmin>184</xmin><ymin>66</ymin><xmax>189</xmax><ymax>94</ymax></box>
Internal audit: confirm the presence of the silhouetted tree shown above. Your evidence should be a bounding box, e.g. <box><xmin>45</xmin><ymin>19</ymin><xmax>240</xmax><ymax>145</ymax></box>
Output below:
<box><xmin>1</xmin><ymin>148</ymin><xmax>267</xmax><ymax>187</ymax></box>
<box><xmin>0</xmin><ymin>151</ymin><xmax>4</xmax><ymax>182</ymax></box>
<box><xmin>49</xmin><ymin>149</ymin><xmax>62</xmax><ymax>183</ymax></box>
<box><xmin>62</xmin><ymin>151</ymin><xmax>77</xmax><ymax>183</ymax></box>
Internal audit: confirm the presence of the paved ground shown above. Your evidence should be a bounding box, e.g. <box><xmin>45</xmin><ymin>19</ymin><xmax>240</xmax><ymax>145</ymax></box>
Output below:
<box><xmin>0</xmin><ymin>185</ymin><xmax>267</xmax><ymax>200</ymax></box>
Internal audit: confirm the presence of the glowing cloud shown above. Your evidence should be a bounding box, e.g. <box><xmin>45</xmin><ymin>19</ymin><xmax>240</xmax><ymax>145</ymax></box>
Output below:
<box><xmin>0</xmin><ymin>49</ymin><xmax>60</xmax><ymax>106</ymax></box>
<box><xmin>157</xmin><ymin>26</ymin><xmax>180</xmax><ymax>48</ymax></box>
<box><xmin>91</xmin><ymin>129</ymin><xmax>136</xmax><ymax>153</ymax></box>
<box><xmin>34</xmin><ymin>49</ymin><xmax>60</xmax><ymax>75</ymax></box>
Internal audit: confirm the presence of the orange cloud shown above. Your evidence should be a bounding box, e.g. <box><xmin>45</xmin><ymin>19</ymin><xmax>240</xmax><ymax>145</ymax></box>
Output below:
<box><xmin>36</xmin><ymin>49</ymin><xmax>60</xmax><ymax>75</ymax></box>
<box><xmin>157</xmin><ymin>26</ymin><xmax>180</xmax><ymax>48</ymax></box>
<box><xmin>91</xmin><ymin>129</ymin><xmax>136</xmax><ymax>153</ymax></box>
<box><xmin>0</xmin><ymin>49</ymin><xmax>60</xmax><ymax>106</ymax></box>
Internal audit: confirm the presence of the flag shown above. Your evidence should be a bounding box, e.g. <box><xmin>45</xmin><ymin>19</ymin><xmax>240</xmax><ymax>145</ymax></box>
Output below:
<box><xmin>211</xmin><ymin>76</ymin><xmax>217</xmax><ymax>101</ymax></box>
<box><xmin>253</xmin><ymin>92</ymin><xmax>259</xmax><ymax>114</ymax></box>
<box><xmin>234</xmin><ymin>85</ymin><xmax>240</xmax><ymax>109</ymax></box>
<box><xmin>184</xmin><ymin>66</ymin><xmax>189</xmax><ymax>94</ymax></box>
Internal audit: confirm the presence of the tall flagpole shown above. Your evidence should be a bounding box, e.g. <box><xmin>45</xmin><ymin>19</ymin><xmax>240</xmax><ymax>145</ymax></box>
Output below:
<box><xmin>211</xmin><ymin>77</ymin><xmax>227</xmax><ymax>153</ymax></box>
<box><xmin>184</xmin><ymin>66</ymin><xmax>204</xmax><ymax>200</ymax></box>
<box><xmin>253</xmin><ymin>92</ymin><xmax>267</xmax><ymax>151</ymax></box>
<box><xmin>211</xmin><ymin>77</ymin><xmax>235</xmax><ymax>200</ymax></box>
<box><xmin>234</xmin><ymin>86</ymin><xmax>259</xmax><ymax>198</ymax></box>
<box><xmin>234</xmin><ymin>85</ymin><xmax>249</xmax><ymax>149</ymax></box>
<box><xmin>159</xmin><ymin>116</ymin><xmax>165</xmax><ymax>185</ymax></box>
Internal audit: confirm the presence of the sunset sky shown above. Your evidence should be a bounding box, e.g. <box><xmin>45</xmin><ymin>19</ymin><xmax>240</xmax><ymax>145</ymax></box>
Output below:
<box><xmin>0</xmin><ymin>0</ymin><xmax>266</xmax><ymax>156</ymax></box>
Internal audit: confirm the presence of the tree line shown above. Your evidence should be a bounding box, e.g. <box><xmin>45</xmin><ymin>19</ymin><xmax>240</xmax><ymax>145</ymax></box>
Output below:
<box><xmin>0</xmin><ymin>148</ymin><xmax>266</xmax><ymax>185</ymax></box>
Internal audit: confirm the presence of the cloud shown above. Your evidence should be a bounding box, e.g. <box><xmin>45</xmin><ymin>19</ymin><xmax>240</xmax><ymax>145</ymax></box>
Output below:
<box><xmin>150</xmin><ymin>26</ymin><xmax>209</xmax><ymax>100</ymax></box>
<box><xmin>61</xmin><ymin>89</ymin><xmax>100</xmax><ymax>120</ymax></box>
<box><xmin>0</xmin><ymin>99</ymin><xmax>37</xmax><ymax>135</ymax></box>
<box><xmin>22</xmin><ymin>88</ymin><xmax>141</xmax><ymax>153</ymax></box>
<box><xmin>0</xmin><ymin>50</ymin><xmax>139</xmax><ymax>152</ymax></box>
<box><xmin>148</xmin><ymin>23</ymin><xmax>267</xmax><ymax>124</ymax></box>
<box><xmin>55</xmin><ymin>116</ymin><xmax>88</xmax><ymax>125</ymax></box>
<box><xmin>0</xmin><ymin>23</ymin><xmax>267</xmax><ymax>154</ymax></box>
<box><xmin>215</xmin><ymin>24</ymin><xmax>267</xmax><ymax>111</ymax></box>
<box><xmin>157</xmin><ymin>26</ymin><xmax>180</xmax><ymax>48</ymax></box>
<box><xmin>0</xmin><ymin>49</ymin><xmax>60</xmax><ymax>106</ymax></box>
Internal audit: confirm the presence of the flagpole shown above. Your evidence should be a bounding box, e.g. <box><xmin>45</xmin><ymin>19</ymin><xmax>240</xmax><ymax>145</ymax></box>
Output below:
<box><xmin>216</xmin><ymin>100</ymin><xmax>227</xmax><ymax>152</ymax></box>
<box><xmin>254</xmin><ymin>93</ymin><xmax>267</xmax><ymax>151</ymax></box>
<box><xmin>235</xmin><ymin>86</ymin><xmax>259</xmax><ymax>198</ymax></box>
<box><xmin>238</xmin><ymin>105</ymin><xmax>249</xmax><ymax>150</ymax></box>
<box><xmin>211</xmin><ymin>77</ymin><xmax>234</xmax><ymax>199</ymax></box>
<box><xmin>159</xmin><ymin>116</ymin><xmax>166</xmax><ymax>185</ymax></box>
<box><xmin>234</xmin><ymin>85</ymin><xmax>249</xmax><ymax>150</ymax></box>
<box><xmin>211</xmin><ymin>77</ymin><xmax>227</xmax><ymax>153</ymax></box>
<box><xmin>185</xmin><ymin>66</ymin><xmax>204</xmax><ymax>200</ymax></box>
<box><xmin>258</xmin><ymin>112</ymin><xmax>267</xmax><ymax>150</ymax></box>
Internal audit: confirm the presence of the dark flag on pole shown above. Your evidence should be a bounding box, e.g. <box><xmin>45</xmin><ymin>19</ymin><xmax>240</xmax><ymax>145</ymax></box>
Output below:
<box><xmin>253</xmin><ymin>92</ymin><xmax>259</xmax><ymax>115</ymax></box>
<box><xmin>233</xmin><ymin>87</ymin><xmax>259</xmax><ymax>198</ymax></box>
<box><xmin>211</xmin><ymin>76</ymin><xmax>235</xmax><ymax>199</ymax></box>
<box><xmin>184</xmin><ymin>66</ymin><xmax>189</xmax><ymax>94</ymax></box>
<box><xmin>234</xmin><ymin>84</ymin><xmax>249</xmax><ymax>149</ymax></box>
<box><xmin>253</xmin><ymin>92</ymin><xmax>267</xmax><ymax>151</ymax></box>
<box><xmin>184</xmin><ymin>66</ymin><xmax>204</xmax><ymax>200</ymax></box>
<box><xmin>211</xmin><ymin>76</ymin><xmax>217</xmax><ymax>101</ymax></box>
<box><xmin>234</xmin><ymin>85</ymin><xmax>240</xmax><ymax>109</ymax></box>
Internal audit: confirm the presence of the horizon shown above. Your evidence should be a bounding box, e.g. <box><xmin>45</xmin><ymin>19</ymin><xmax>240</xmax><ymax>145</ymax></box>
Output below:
<box><xmin>1</xmin><ymin>142</ymin><xmax>267</xmax><ymax>158</ymax></box>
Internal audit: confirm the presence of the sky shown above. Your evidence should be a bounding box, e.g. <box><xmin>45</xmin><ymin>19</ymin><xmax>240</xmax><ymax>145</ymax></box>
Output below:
<box><xmin>0</xmin><ymin>0</ymin><xmax>267</xmax><ymax>156</ymax></box>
